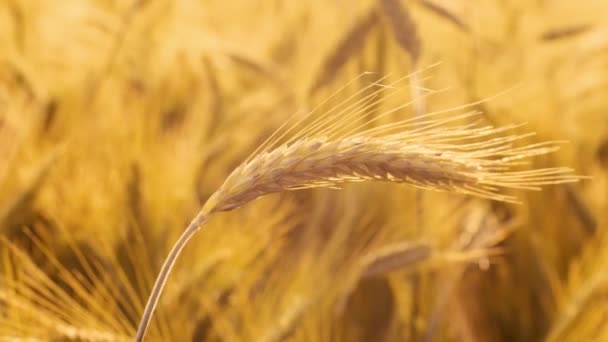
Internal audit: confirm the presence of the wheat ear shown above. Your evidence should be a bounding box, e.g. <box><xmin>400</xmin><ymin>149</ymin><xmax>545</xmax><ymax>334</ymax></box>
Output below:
<box><xmin>135</xmin><ymin>85</ymin><xmax>581</xmax><ymax>341</ymax></box>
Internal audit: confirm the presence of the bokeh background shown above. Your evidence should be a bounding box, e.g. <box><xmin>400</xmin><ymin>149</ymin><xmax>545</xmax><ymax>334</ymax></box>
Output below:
<box><xmin>1</xmin><ymin>0</ymin><xmax>607</xmax><ymax>341</ymax></box>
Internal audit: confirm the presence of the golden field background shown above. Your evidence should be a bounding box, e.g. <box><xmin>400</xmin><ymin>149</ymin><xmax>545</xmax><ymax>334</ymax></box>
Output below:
<box><xmin>1</xmin><ymin>0</ymin><xmax>607</xmax><ymax>341</ymax></box>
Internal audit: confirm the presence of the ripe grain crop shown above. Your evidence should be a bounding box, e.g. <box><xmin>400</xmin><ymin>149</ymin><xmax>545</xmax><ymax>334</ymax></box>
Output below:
<box><xmin>135</xmin><ymin>78</ymin><xmax>581</xmax><ymax>340</ymax></box>
<box><xmin>2</xmin><ymin>1</ymin><xmax>606</xmax><ymax>340</ymax></box>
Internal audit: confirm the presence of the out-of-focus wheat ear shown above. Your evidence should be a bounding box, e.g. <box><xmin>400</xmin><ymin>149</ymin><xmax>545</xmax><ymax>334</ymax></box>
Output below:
<box><xmin>378</xmin><ymin>0</ymin><xmax>421</xmax><ymax>62</ymax></box>
<box><xmin>0</xmin><ymin>234</ymin><xmax>134</xmax><ymax>340</ymax></box>
<box><xmin>540</xmin><ymin>25</ymin><xmax>592</xmax><ymax>41</ymax></box>
<box><xmin>333</xmin><ymin>241</ymin><xmax>432</xmax><ymax>314</ymax></box>
<box><xmin>418</xmin><ymin>0</ymin><xmax>470</xmax><ymax>33</ymax></box>
<box><xmin>309</xmin><ymin>9</ymin><xmax>380</xmax><ymax>93</ymax></box>
<box><xmin>544</xmin><ymin>229</ymin><xmax>608</xmax><ymax>342</ymax></box>
<box><xmin>224</xmin><ymin>49</ymin><xmax>295</xmax><ymax>103</ymax></box>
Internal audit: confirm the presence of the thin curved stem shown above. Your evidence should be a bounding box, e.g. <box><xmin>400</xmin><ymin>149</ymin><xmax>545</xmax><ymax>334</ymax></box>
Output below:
<box><xmin>135</xmin><ymin>211</ymin><xmax>208</xmax><ymax>341</ymax></box>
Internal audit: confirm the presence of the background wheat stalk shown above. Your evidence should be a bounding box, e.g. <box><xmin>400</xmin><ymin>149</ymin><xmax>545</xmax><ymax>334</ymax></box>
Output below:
<box><xmin>135</xmin><ymin>80</ymin><xmax>581</xmax><ymax>340</ymax></box>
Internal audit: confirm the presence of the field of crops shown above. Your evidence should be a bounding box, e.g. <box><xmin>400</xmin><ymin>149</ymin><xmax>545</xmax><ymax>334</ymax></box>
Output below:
<box><xmin>1</xmin><ymin>1</ymin><xmax>607</xmax><ymax>341</ymax></box>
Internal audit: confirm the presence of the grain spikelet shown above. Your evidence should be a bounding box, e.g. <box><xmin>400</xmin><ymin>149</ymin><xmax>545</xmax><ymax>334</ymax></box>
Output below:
<box><xmin>545</xmin><ymin>230</ymin><xmax>608</xmax><ymax>342</ymax></box>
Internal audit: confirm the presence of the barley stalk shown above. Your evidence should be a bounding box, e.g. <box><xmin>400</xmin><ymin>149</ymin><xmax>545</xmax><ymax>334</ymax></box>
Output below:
<box><xmin>135</xmin><ymin>84</ymin><xmax>582</xmax><ymax>341</ymax></box>
<box><xmin>135</xmin><ymin>214</ymin><xmax>206</xmax><ymax>341</ymax></box>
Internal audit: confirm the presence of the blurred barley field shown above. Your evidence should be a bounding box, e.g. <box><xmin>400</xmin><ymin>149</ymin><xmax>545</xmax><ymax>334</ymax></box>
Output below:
<box><xmin>1</xmin><ymin>0</ymin><xmax>607</xmax><ymax>341</ymax></box>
